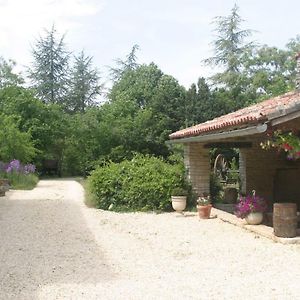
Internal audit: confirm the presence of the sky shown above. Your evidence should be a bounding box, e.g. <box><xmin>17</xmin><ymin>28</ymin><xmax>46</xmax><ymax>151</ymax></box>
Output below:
<box><xmin>1</xmin><ymin>0</ymin><xmax>300</xmax><ymax>89</ymax></box>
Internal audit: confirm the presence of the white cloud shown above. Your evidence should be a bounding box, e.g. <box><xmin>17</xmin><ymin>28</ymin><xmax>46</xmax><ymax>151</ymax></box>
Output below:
<box><xmin>0</xmin><ymin>0</ymin><xmax>104</xmax><ymax>66</ymax></box>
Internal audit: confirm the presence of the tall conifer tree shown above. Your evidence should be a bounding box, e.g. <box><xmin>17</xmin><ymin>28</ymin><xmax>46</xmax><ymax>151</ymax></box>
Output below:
<box><xmin>29</xmin><ymin>25</ymin><xmax>70</xmax><ymax>104</ymax></box>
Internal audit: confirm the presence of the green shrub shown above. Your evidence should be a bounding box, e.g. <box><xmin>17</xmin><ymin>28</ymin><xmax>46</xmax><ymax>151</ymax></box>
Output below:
<box><xmin>87</xmin><ymin>154</ymin><xmax>190</xmax><ymax>211</ymax></box>
<box><xmin>6</xmin><ymin>173</ymin><xmax>39</xmax><ymax>190</ymax></box>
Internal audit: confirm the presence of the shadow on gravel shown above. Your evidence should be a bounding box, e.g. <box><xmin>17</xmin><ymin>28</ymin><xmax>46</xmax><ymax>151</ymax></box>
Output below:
<box><xmin>0</xmin><ymin>196</ymin><xmax>114</xmax><ymax>299</ymax></box>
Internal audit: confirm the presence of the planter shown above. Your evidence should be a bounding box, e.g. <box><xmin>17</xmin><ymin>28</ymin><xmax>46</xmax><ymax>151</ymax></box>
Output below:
<box><xmin>245</xmin><ymin>212</ymin><xmax>263</xmax><ymax>225</ymax></box>
<box><xmin>197</xmin><ymin>204</ymin><xmax>212</xmax><ymax>219</ymax></box>
<box><xmin>171</xmin><ymin>196</ymin><xmax>187</xmax><ymax>213</ymax></box>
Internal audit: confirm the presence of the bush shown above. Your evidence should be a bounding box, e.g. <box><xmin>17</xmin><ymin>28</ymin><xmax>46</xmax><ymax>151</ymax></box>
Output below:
<box><xmin>0</xmin><ymin>114</ymin><xmax>36</xmax><ymax>162</ymax></box>
<box><xmin>87</xmin><ymin>154</ymin><xmax>190</xmax><ymax>211</ymax></box>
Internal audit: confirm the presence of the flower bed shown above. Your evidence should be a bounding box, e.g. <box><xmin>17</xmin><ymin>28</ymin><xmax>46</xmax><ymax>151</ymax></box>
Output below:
<box><xmin>0</xmin><ymin>159</ymin><xmax>38</xmax><ymax>190</ymax></box>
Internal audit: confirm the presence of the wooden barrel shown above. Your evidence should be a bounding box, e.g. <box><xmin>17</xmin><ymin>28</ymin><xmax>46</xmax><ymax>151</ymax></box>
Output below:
<box><xmin>273</xmin><ymin>203</ymin><xmax>298</xmax><ymax>238</ymax></box>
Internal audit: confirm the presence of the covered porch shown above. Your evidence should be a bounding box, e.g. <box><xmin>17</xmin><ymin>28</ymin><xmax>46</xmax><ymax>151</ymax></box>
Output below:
<box><xmin>169</xmin><ymin>91</ymin><xmax>300</xmax><ymax>238</ymax></box>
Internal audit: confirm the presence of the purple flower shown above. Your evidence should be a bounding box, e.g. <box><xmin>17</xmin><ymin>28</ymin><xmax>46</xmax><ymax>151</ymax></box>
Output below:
<box><xmin>235</xmin><ymin>193</ymin><xmax>267</xmax><ymax>219</ymax></box>
<box><xmin>4</xmin><ymin>160</ymin><xmax>36</xmax><ymax>175</ymax></box>
<box><xmin>6</xmin><ymin>159</ymin><xmax>21</xmax><ymax>173</ymax></box>
<box><xmin>24</xmin><ymin>164</ymin><xmax>36</xmax><ymax>174</ymax></box>
<box><xmin>6</xmin><ymin>166</ymin><xmax>12</xmax><ymax>173</ymax></box>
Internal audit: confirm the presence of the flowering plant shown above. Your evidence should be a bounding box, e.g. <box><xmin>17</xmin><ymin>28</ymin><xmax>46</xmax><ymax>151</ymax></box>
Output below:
<box><xmin>235</xmin><ymin>191</ymin><xmax>267</xmax><ymax>219</ymax></box>
<box><xmin>197</xmin><ymin>193</ymin><xmax>211</xmax><ymax>206</ymax></box>
<box><xmin>0</xmin><ymin>159</ymin><xmax>36</xmax><ymax>175</ymax></box>
<box><xmin>0</xmin><ymin>159</ymin><xmax>38</xmax><ymax>190</ymax></box>
<box><xmin>261</xmin><ymin>130</ymin><xmax>300</xmax><ymax>160</ymax></box>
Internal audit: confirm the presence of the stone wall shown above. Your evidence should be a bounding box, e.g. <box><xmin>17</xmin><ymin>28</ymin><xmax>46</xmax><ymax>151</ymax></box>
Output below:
<box><xmin>183</xmin><ymin>143</ymin><xmax>210</xmax><ymax>196</ymax></box>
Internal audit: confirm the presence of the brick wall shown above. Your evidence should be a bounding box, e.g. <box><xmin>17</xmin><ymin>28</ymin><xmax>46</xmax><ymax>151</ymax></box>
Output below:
<box><xmin>184</xmin><ymin>143</ymin><xmax>210</xmax><ymax>196</ymax></box>
<box><xmin>239</xmin><ymin>141</ymin><xmax>276</xmax><ymax>201</ymax></box>
<box><xmin>239</xmin><ymin>138</ymin><xmax>300</xmax><ymax>205</ymax></box>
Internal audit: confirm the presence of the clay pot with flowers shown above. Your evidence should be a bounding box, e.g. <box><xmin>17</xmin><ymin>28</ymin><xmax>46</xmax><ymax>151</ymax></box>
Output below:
<box><xmin>235</xmin><ymin>190</ymin><xmax>267</xmax><ymax>225</ymax></box>
<box><xmin>197</xmin><ymin>193</ymin><xmax>212</xmax><ymax>219</ymax></box>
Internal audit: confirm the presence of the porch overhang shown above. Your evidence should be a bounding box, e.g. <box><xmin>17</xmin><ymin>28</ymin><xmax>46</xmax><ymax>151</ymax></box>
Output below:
<box><xmin>167</xmin><ymin>123</ymin><xmax>268</xmax><ymax>144</ymax></box>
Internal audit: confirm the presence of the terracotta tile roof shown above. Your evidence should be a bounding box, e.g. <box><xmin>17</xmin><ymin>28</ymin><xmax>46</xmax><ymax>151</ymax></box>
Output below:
<box><xmin>170</xmin><ymin>91</ymin><xmax>300</xmax><ymax>140</ymax></box>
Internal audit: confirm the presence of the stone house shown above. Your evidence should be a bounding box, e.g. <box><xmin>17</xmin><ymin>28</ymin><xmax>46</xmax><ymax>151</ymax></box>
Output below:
<box><xmin>169</xmin><ymin>89</ymin><xmax>300</xmax><ymax>208</ymax></box>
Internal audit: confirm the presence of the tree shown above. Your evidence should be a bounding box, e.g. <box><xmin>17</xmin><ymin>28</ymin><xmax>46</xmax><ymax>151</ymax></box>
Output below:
<box><xmin>244</xmin><ymin>46</ymin><xmax>291</xmax><ymax>97</ymax></box>
<box><xmin>0</xmin><ymin>57</ymin><xmax>23</xmax><ymax>88</ymax></box>
<box><xmin>0</xmin><ymin>85</ymin><xmax>69</xmax><ymax>167</ymax></box>
<box><xmin>108</xmin><ymin>63</ymin><xmax>187</xmax><ymax>158</ymax></box>
<box><xmin>204</xmin><ymin>4</ymin><xmax>254</xmax><ymax>104</ymax></box>
<box><xmin>28</xmin><ymin>25</ymin><xmax>70</xmax><ymax>104</ymax></box>
<box><xmin>0</xmin><ymin>114</ymin><xmax>36</xmax><ymax>162</ymax></box>
<box><xmin>185</xmin><ymin>77</ymin><xmax>212</xmax><ymax>125</ymax></box>
<box><xmin>238</xmin><ymin>35</ymin><xmax>300</xmax><ymax>99</ymax></box>
<box><xmin>67</xmin><ymin>50</ymin><xmax>102</xmax><ymax>112</ymax></box>
<box><xmin>109</xmin><ymin>44</ymin><xmax>140</xmax><ymax>81</ymax></box>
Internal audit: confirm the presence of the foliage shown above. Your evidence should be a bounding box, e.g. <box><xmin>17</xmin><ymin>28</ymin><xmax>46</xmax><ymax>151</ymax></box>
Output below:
<box><xmin>243</xmin><ymin>44</ymin><xmax>298</xmax><ymax>98</ymax></box>
<box><xmin>227</xmin><ymin>157</ymin><xmax>240</xmax><ymax>183</ymax></box>
<box><xmin>171</xmin><ymin>187</ymin><xmax>188</xmax><ymax>196</ymax></box>
<box><xmin>0</xmin><ymin>57</ymin><xmax>24</xmax><ymax>88</ymax></box>
<box><xmin>185</xmin><ymin>78</ymin><xmax>212</xmax><ymax>125</ymax></box>
<box><xmin>78</xmin><ymin>178</ymin><xmax>99</xmax><ymax>208</ymax></box>
<box><xmin>67</xmin><ymin>50</ymin><xmax>103</xmax><ymax>112</ymax></box>
<box><xmin>261</xmin><ymin>130</ymin><xmax>300</xmax><ymax>160</ymax></box>
<box><xmin>109</xmin><ymin>44</ymin><xmax>140</xmax><ymax>82</ymax></box>
<box><xmin>0</xmin><ymin>160</ymin><xmax>38</xmax><ymax>190</ymax></box>
<box><xmin>204</xmin><ymin>4</ymin><xmax>254</xmax><ymax>95</ymax></box>
<box><xmin>108</xmin><ymin>63</ymin><xmax>186</xmax><ymax>158</ymax></box>
<box><xmin>29</xmin><ymin>25</ymin><xmax>70</xmax><ymax>104</ymax></box>
<box><xmin>87</xmin><ymin>154</ymin><xmax>189</xmax><ymax>211</ymax></box>
<box><xmin>235</xmin><ymin>191</ymin><xmax>267</xmax><ymax>219</ymax></box>
<box><xmin>0</xmin><ymin>114</ymin><xmax>36</xmax><ymax>162</ymax></box>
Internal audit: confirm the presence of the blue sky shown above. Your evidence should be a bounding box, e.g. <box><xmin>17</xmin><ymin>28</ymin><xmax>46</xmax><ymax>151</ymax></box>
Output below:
<box><xmin>0</xmin><ymin>0</ymin><xmax>300</xmax><ymax>88</ymax></box>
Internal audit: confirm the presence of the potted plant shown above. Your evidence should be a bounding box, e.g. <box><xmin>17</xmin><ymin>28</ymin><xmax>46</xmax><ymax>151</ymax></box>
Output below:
<box><xmin>171</xmin><ymin>187</ymin><xmax>187</xmax><ymax>214</ymax></box>
<box><xmin>197</xmin><ymin>193</ymin><xmax>212</xmax><ymax>219</ymax></box>
<box><xmin>235</xmin><ymin>190</ymin><xmax>267</xmax><ymax>225</ymax></box>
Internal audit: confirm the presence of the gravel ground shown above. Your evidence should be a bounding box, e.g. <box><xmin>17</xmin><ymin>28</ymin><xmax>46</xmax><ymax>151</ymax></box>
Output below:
<box><xmin>1</xmin><ymin>179</ymin><xmax>300</xmax><ymax>300</ymax></box>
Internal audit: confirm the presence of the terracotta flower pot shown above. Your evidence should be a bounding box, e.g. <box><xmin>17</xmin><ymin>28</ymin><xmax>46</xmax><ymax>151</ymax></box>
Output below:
<box><xmin>197</xmin><ymin>204</ymin><xmax>212</xmax><ymax>219</ymax></box>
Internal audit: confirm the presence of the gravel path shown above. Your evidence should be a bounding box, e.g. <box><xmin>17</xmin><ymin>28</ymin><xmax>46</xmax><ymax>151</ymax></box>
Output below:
<box><xmin>1</xmin><ymin>179</ymin><xmax>300</xmax><ymax>299</ymax></box>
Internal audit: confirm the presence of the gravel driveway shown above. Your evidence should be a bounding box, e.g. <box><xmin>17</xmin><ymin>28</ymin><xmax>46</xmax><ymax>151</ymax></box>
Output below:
<box><xmin>1</xmin><ymin>179</ymin><xmax>300</xmax><ymax>299</ymax></box>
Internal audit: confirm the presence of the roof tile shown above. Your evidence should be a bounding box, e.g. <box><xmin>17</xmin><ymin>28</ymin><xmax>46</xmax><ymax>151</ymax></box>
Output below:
<box><xmin>170</xmin><ymin>91</ymin><xmax>300</xmax><ymax>139</ymax></box>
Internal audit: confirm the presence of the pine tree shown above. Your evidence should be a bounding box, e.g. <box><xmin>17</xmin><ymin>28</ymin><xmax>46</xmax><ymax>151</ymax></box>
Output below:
<box><xmin>204</xmin><ymin>4</ymin><xmax>254</xmax><ymax>96</ymax></box>
<box><xmin>68</xmin><ymin>50</ymin><xmax>102</xmax><ymax>112</ymax></box>
<box><xmin>109</xmin><ymin>44</ymin><xmax>140</xmax><ymax>81</ymax></box>
<box><xmin>29</xmin><ymin>25</ymin><xmax>70</xmax><ymax>104</ymax></box>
